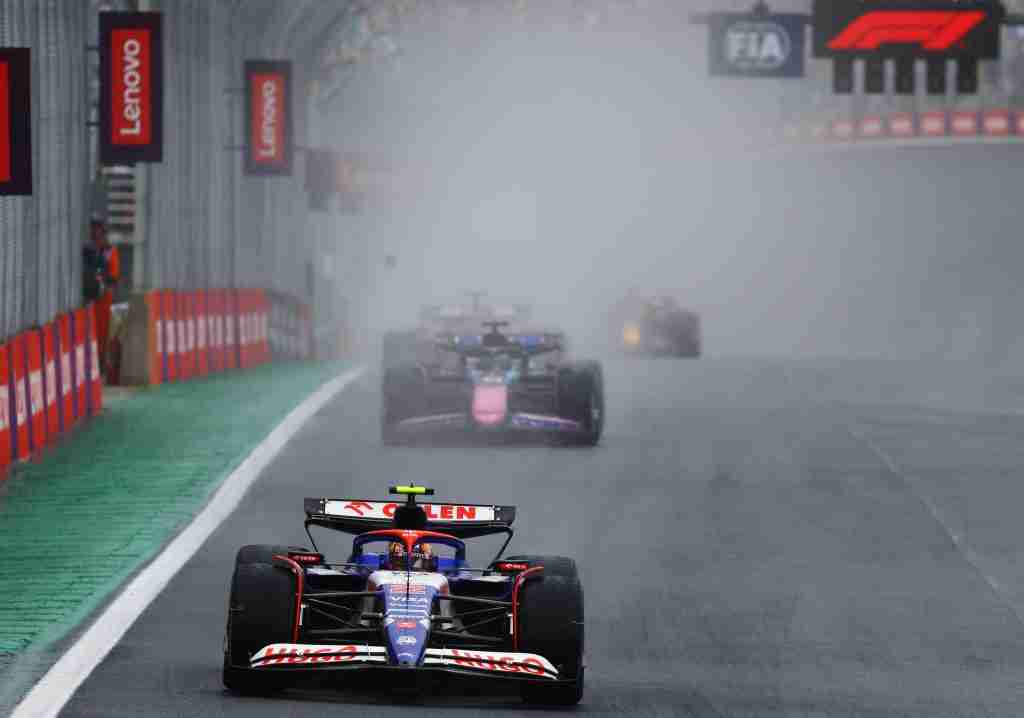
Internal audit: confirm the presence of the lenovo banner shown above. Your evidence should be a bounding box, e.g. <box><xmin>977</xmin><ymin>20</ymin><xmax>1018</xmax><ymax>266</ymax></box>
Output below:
<box><xmin>245</xmin><ymin>61</ymin><xmax>293</xmax><ymax>176</ymax></box>
<box><xmin>100</xmin><ymin>12</ymin><xmax>163</xmax><ymax>164</ymax></box>
<box><xmin>0</xmin><ymin>48</ymin><xmax>31</xmax><ymax>196</ymax></box>
<box><xmin>708</xmin><ymin>13</ymin><xmax>806</xmax><ymax>78</ymax></box>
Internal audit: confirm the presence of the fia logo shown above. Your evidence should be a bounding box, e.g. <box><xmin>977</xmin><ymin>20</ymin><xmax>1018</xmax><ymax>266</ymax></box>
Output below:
<box><xmin>725</xmin><ymin>21</ymin><xmax>791</xmax><ymax>71</ymax></box>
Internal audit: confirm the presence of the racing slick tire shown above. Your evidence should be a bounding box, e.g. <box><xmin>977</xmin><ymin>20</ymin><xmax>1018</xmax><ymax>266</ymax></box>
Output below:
<box><xmin>381</xmin><ymin>364</ymin><xmax>427</xmax><ymax>445</ymax></box>
<box><xmin>222</xmin><ymin>546</ymin><xmax>299</xmax><ymax>695</ymax></box>
<box><xmin>557</xmin><ymin>361</ymin><xmax>604</xmax><ymax>447</ymax></box>
<box><xmin>516</xmin><ymin>567</ymin><xmax>585</xmax><ymax>706</ymax></box>
<box><xmin>673</xmin><ymin>314</ymin><xmax>701</xmax><ymax>358</ymax></box>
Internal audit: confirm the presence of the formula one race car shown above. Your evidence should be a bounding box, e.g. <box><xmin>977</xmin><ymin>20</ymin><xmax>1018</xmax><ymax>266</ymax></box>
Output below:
<box><xmin>382</xmin><ymin>292</ymin><xmax>532</xmax><ymax>371</ymax></box>
<box><xmin>610</xmin><ymin>294</ymin><xmax>701</xmax><ymax>358</ymax></box>
<box><xmin>381</xmin><ymin>321</ymin><xmax>604</xmax><ymax>446</ymax></box>
<box><xmin>223</xmin><ymin>486</ymin><xmax>584</xmax><ymax>706</ymax></box>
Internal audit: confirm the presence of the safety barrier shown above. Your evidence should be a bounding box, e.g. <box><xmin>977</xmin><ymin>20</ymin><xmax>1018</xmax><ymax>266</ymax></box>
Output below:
<box><xmin>268</xmin><ymin>290</ymin><xmax>314</xmax><ymax>361</ymax></box>
<box><xmin>783</xmin><ymin>107</ymin><xmax>1024</xmax><ymax>144</ymax></box>
<box><xmin>1</xmin><ymin>286</ymin><xmax>317</xmax><ymax>476</ymax></box>
<box><xmin>117</xmin><ymin>288</ymin><xmax>312</xmax><ymax>389</ymax></box>
<box><xmin>1</xmin><ymin>304</ymin><xmax>103</xmax><ymax>479</ymax></box>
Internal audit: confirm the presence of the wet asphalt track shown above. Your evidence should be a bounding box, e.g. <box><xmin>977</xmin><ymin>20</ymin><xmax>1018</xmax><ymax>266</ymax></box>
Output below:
<box><xmin>61</xmin><ymin>360</ymin><xmax>1024</xmax><ymax>717</ymax></box>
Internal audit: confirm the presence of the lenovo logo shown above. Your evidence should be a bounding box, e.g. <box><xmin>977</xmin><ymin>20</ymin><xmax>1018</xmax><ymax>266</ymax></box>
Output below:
<box><xmin>100</xmin><ymin>13</ymin><xmax>162</xmax><ymax>163</ymax></box>
<box><xmin>245</xmin><ymin>61</ymin><xmax>292</xmax><ymax>176</ymax></box>
<box><xmin>827</xmin><ymin>11</ymin><xmax>985</xmax><ymax>52</ymax></box>
<box><xmin>251</xmin><ymin>74</ymin><xmax>285</xmax><ymax>163</ymax></box>
<box><xmin>111</xmin><ymin>30</ymin><xmax>152</xmax><ymax>144</ymax></box>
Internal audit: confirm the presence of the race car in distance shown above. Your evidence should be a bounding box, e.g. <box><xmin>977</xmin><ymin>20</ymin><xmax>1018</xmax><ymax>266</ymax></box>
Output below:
<box><xmin>382</xmin><ymin>292</ymin><xmax>532</xmax><ymax>370</ymax></box>
<box><xmin>610</xmin><ymin>294</ymin><xmax>701</xmax><ymax>358</ymax></box>
<box><xmin>381</xmin><ymin>321</ymin><xmax>604</xmax><ymax>445</ymax></box>
<box><xmin>223</xmin><ymin>486</ymin><xmax>584</xmax><ymax>706</ymax></box>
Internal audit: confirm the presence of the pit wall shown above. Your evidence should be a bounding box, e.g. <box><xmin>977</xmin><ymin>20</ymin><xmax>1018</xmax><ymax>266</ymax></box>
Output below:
<box><xmin>0</xmin><ymin>304</ymin><xmax>104</xmax><ymax>478</ymax></box>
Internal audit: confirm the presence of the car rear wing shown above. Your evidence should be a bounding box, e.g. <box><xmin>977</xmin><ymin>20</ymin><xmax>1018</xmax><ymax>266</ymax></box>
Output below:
<box><xmin>304</xmin><ymin>498</ymin><xmax>516</xmax><ymax>539</ymax></box>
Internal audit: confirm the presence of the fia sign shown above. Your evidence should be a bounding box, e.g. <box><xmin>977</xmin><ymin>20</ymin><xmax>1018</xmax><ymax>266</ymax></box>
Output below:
<box><xmin>709</xmin><ymin>13</ymin><xmax>805</xmax><ymax>78</ymax></box>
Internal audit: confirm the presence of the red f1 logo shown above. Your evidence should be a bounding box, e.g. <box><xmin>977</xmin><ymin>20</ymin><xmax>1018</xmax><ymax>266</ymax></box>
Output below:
<box><xmin>827</xmin><ymin>11</ymin><xmax>986</xmax><ymax>52</ymax></box>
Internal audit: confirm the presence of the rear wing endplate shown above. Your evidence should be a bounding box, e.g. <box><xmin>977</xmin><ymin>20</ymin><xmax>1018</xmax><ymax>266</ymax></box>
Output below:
<box><xmin>304</xmin><ymin>498</ymin><xmax>516</xmax><ymax>538</ymax></box>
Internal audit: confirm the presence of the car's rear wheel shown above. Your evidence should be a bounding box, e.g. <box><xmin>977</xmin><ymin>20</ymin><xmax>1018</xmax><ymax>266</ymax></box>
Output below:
<box><xmin>223</xmin><ymin>546</ymin><xmax>298</xmax><ymax>694</ymax></box>
<box><xmin>516</xmin><ymin>567</ymin><xmax>585</xmax><ymax>706</ymax></box>
<box><xmin>381</xmin><ymin>330</ymin><xmax>420</xmax><ymax>371</ymax></box>
<box><xmin>381</xmin><ymin>365</ymin><xmax>427</xmax><ymax>445</ymax></box>
<box><xmin>557</xmin><ymin>362</ymin><xmax>604</xmax><ymax>447</ymax></box>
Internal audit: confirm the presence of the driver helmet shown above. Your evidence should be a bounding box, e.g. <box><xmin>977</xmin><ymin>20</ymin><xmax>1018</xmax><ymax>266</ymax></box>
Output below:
<box><xmin>386</xmin><ymin>541</ymin><xmax>433</xmax><ymax>571</ymax></box>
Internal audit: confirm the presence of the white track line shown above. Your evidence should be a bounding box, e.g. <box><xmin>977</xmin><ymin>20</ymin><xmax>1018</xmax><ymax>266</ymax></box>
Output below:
<box><xmin>850</xmin><ymin>427</ymin><xmax>1024</xmax><ymax>630</ymax></box>
<box><xmin>11</xmin><ymin>366</ymin><xmax>366</xmax><ymax>718</ymax></box>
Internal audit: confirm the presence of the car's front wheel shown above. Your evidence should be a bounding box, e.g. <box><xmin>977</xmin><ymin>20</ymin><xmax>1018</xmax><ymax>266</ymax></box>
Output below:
<box><xmin>557</xmin><ymin>362</ymin><xmax>604</xmax><ymax>447</ymax></box>
<box><xmin>516</xmin><ymin>563</ymin><xmax>585</xmax><ymax>706</ymax></box>
<box><xmin>222</xmin><ymin>546</ymin><xmax>298</xmax><ymax>694</ymax></box>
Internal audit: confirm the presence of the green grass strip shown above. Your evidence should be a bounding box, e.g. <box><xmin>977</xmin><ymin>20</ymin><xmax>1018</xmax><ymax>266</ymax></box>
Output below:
<box><xmin>0</xmin><ymin>360</ymin><xmax>349</xmax><ymax>704</ymax></box>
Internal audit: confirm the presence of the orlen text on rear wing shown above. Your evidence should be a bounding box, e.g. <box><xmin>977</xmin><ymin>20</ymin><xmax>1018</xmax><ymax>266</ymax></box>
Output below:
<box><xmin>303</xmin><ymin>498</ymin><xmax>516</xmax><ymax>539</ymax></box>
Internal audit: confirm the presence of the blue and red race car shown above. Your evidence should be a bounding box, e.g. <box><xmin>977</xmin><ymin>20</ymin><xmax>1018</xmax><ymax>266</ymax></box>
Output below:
<box><xmin>223</xmin><ymin>486</ymin><xmax>585</xmax><ymax>706</ymax></box>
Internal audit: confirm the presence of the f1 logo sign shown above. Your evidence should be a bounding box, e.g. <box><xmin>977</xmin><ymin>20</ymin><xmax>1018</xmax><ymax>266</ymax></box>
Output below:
<box><xmin>813</xmin><ymin>1</ymin><xmax>1003</xmax><ymax>60</ymax></box>
<box><xmin>827</xmin><ymin>11</ymin><xmax>985</xmax><ymax>52</ymax></box>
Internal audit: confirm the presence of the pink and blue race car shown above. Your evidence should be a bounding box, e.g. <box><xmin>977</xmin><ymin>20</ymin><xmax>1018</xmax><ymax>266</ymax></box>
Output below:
<box><xmin>381</xmin><ymin>322</ymin><xmax>604</xmax><ymax>446</ymax></box>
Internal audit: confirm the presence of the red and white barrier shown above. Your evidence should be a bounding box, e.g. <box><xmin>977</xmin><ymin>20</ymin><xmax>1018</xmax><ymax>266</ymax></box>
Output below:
<box><xmin>143</xmin><ymin>291</ymin><xmax>163</xmax><ymax>386</ymax></box>
<box><xmin>73</xmin><ymin>309</ymin><xmax>89</xmax><ymax>418</ymax></box>
<box><xmin>207</xmin><ymin>289</ymin><xmax>224</xmax><ymax>373</ymax></box>
<box><xmin>950</xmin><ymin>111</ymin><xmax>978</xmax><ymax>137</ymax></box>
<box><xmin>889</xmin><ymin>113</ymin><xmax>915</xmax><ymax>138</ymax></box>
<box><xmin>178</xmin><ymin>291</ymin><xmax>195</xmax><ymax>382</ymax></box>
<box><xmin>0</xmin><ymin>342</ymin><xmax>11</xmax><ymax>472</ymax></box>
<box><xmin>86</xmin><ymin>304</ymin><xmax>103</xmax><ymax>415</ymax></box>
<box><xmin>24</xmin><ymin>329</ymin><xmax>46</xmax><ymax>449</ymax></box>
<box><xmin>195</xmin><ymin>290</ymin><xmax>209</xmax><ymax>378</ymax></box>
<box><xmin>10</xmin><ymin>333</ymin><xmax>29</xmax><ymax>461</ymax></box>
<box><xmin>983</xmin><ymin>109</ymin><xmax>1011</xmax><ymax>136</ymax></box>
<box><xmin>163</xmin><ymin>289</ymin><xmax>178</xmax><ymax>382</ymax></box>
<box><xmin>0</xmin><ymin>304</ymin><xmax>112</xmax><ymax>477</ymax></box>
<box><xmin>225</xmin><ymin>289</ymin><xmax>239</xmax><ymax>371</ymax></box>
<box><xmin>1</xmin><ymin>283</ymin><xmax>312</xmax><ymax>475</ymax></box>
<box><xmin>790</xmin><ymin>108</ymin><xmax>1024</xmax><ymax>145</ymax></box>
<box><xmin>57</xmin><ymin>313</ymin><xmax>75</xmax><ymax>428</ymax></box>
<box><xmin>40</xmin><ymin>324</ymin><xmax>59</xmax><ymax>441</ymax></box>
<box><xmin>269</xmin><ymin>290</ymin><xmax>314</xmax><ymax>360</ymax></box>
